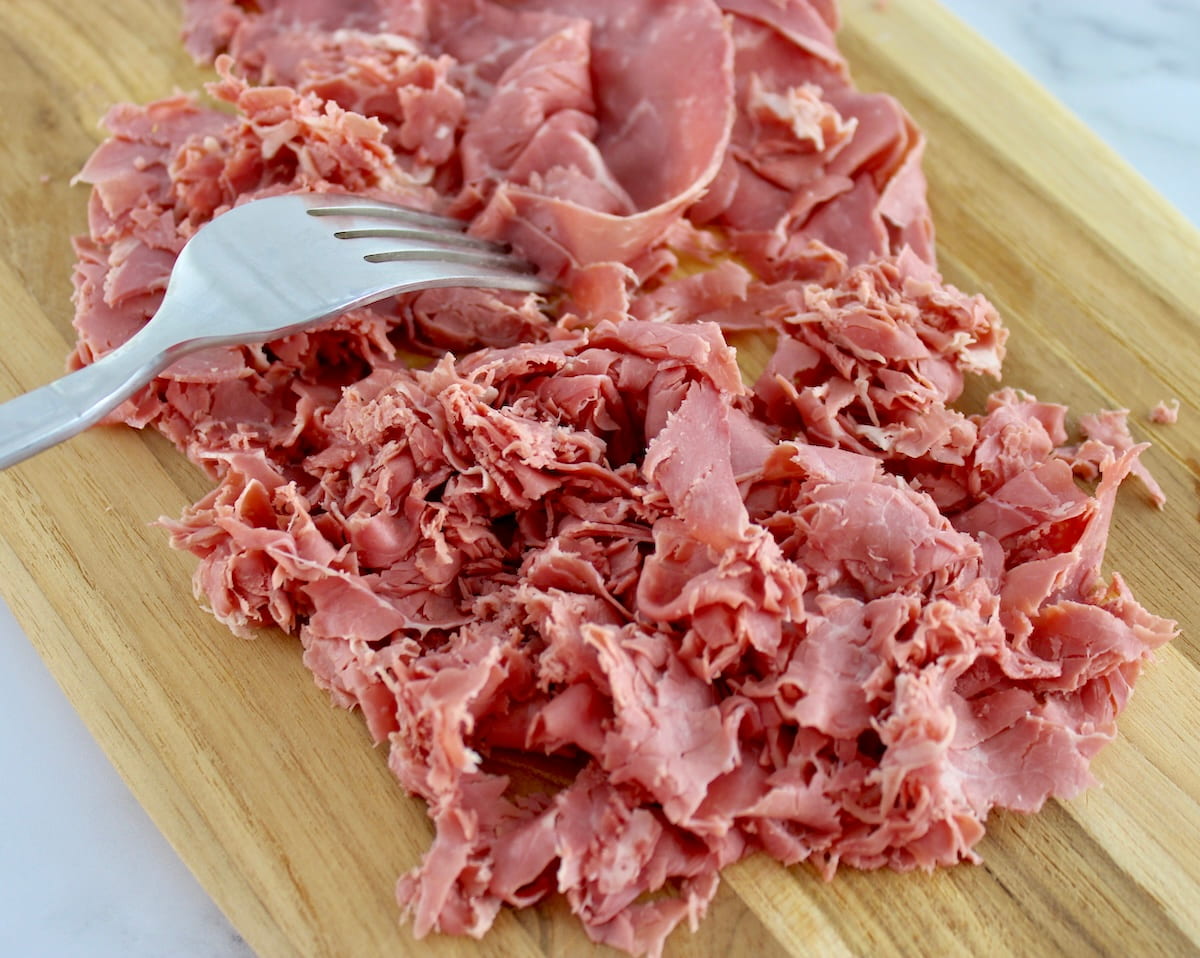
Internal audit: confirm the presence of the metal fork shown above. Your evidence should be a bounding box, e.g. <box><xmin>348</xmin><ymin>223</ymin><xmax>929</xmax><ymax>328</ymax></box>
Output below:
<box><xmin>0</xmin><ymin>193</ymin><xmax>549</xmax><ymax>470</ymax></box>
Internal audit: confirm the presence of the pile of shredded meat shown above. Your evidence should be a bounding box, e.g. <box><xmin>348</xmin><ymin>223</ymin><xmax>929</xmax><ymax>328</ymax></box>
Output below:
<box><xmin>68</xmin><ymin>0</ymin><xmax>1177</xmax><ymax>954</ymax></box>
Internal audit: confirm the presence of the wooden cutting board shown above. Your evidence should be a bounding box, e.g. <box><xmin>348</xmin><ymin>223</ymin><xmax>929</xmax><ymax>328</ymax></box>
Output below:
<box><xmin>2</xmin><ymin>1</ymin><xmax>1198</xmax><ymax>955</ymax></box>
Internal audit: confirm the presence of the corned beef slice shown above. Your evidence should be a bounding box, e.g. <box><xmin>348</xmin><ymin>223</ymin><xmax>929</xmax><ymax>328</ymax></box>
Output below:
<box><xmin>63</xmin><ymin>0</ymin><xmax>1176</xmax><ymax>954</ymax></box>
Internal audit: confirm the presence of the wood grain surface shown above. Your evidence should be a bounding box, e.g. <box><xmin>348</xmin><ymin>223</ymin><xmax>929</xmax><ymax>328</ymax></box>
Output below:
<box><xmin>1</xmin><ymin>1</ymin><xmax>1198</xmax><ymax>955</ymax></box>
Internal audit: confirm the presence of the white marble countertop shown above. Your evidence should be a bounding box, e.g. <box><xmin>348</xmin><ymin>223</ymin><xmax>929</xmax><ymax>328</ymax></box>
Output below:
<box><xmin>1</xmin><ymin>2</ymin><xmax>1196</xmax><ymax>955</ymax></box>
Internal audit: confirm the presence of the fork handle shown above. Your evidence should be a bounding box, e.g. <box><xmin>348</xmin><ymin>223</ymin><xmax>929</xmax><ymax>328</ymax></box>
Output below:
<box><xmin>0</xmin><ymin>334</ymin><xmax>170</xmax><ymax>470</ymax></box>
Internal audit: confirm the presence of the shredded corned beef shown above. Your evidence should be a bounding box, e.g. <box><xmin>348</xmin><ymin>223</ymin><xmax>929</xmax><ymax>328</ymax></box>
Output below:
<box><xmin>66</xmin><ymin>1</ymin><xmax>1177</xmax><ymax>955</ymax></box>
<box><xmin>1150</xmin><ymin>398</ymin><xmax>1180</xmax><ymax>425</ymax></box>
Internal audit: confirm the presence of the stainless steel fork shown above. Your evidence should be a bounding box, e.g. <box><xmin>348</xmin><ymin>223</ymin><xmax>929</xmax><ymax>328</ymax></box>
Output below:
<box><xmin>0</xmin><ymin>193</ymin><xmax>550</xmax><ymax>470</ymax></box>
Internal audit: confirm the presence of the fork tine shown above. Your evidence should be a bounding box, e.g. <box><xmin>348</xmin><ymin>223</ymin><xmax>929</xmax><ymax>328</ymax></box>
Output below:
<box><xmin>365</xmin><ymin>255</ymin><xmax>553</xmax><ymax>295</ymax></box>
<box><xmin>332</xmin><ymin>225</ymin><xmax>506</xmax><ymax>253</ymax></box>
<box><xmin>361</xmin><ymin>245</ymin><xmax>540</xmax><ymax>274</ymax></box>
<box><xmin>305</xmin><ymin>200</ymin><xmax>470</xmax><ymax>233</ymax></box>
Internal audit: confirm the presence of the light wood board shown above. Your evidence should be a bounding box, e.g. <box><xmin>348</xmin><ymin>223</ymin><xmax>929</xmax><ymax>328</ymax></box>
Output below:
<box><xmin>1</xmin><ymin>1</ymin><xmax>1198</xmax><ymax>955</ymax></box>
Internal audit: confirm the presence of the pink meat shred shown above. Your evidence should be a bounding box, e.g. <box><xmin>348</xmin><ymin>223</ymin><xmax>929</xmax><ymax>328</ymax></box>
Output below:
<box><xmin>65</xmin><ymin>1</ymin><xmax>1177</xmax><ymax>954</ymax></box>
<box><xmin>1150</xmin><ymin>399</ymin><xmax>1180</xmax><ymax>425</ymax></box>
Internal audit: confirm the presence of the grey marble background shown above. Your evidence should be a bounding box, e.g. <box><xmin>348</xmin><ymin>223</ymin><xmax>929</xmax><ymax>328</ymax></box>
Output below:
<box><xmin>944</xmin><ymin>0</ymin><xmax>1198</xmax><ymax>226</ymax></box>
<box><xmin>0</xmin><ymin>2</ymin><xmax>1196</xmax><ymax>955</ymax></box>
